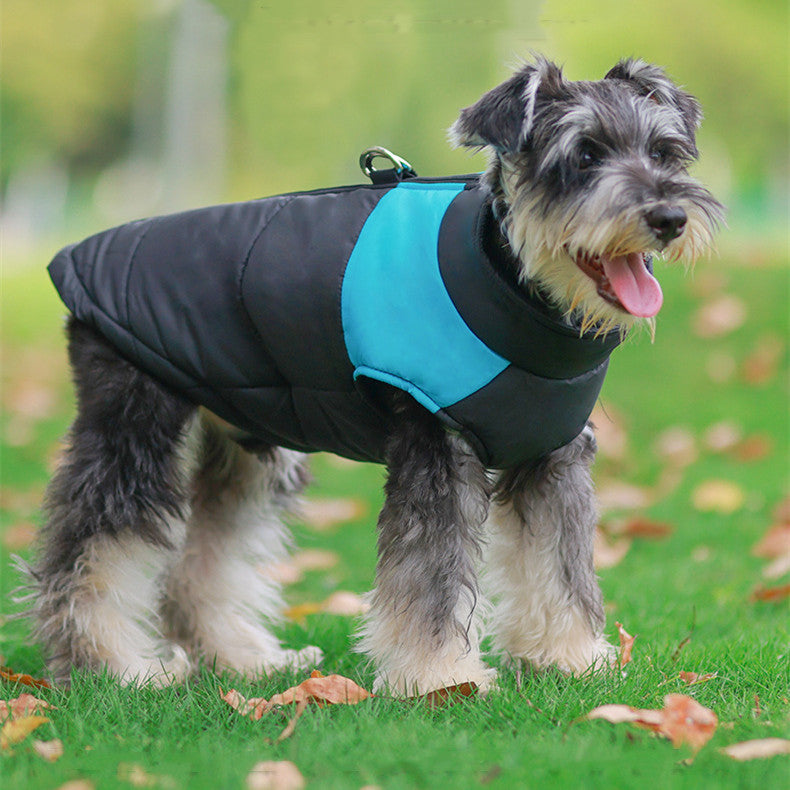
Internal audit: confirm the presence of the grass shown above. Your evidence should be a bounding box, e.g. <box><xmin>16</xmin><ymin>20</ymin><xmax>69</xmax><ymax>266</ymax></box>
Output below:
<box><xmin>1</xmin><ymin>255</ymin><xmax>788</xmax><ymax>789</ymax></box>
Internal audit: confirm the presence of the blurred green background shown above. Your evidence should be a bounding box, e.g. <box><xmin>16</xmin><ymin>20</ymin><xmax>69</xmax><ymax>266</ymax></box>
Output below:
<box><xmin>2</xmin><ymin>0</ymin><xmax>788</xmax><ymax>263</ymax></box>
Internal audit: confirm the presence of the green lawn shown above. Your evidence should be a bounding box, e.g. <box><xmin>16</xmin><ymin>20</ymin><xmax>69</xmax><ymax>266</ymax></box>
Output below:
<box><xmin>1</xmin><ymin>256</ymin><xmax>788</xmax><ymax>789</ymax></box>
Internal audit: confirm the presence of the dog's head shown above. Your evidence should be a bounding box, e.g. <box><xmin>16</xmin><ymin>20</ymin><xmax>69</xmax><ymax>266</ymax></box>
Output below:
<box><xmin>451</xmin><ymin>56</ymin><xmax>724</xmax><ymax>334</ymax></box>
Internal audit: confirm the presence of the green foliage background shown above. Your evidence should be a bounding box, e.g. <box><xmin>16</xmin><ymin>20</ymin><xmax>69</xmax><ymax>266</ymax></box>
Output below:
<box><xmin>2</xmin><ymin>0</ymin><xmax>788</xmax><ymax>239</ymax></box>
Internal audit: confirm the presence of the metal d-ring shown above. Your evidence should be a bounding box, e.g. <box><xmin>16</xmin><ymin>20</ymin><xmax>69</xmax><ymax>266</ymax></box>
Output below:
<box><xmin>359</xmin><ymin>146</ymin><xmax>417</xmax><ymax>179</ymax></box>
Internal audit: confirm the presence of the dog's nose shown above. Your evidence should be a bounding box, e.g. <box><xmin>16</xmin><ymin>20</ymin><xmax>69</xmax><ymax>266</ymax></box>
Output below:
<box><xmin>645</xmin><ymin>206</ymin><xmax>687</xmax><ymax>243</ymax></box>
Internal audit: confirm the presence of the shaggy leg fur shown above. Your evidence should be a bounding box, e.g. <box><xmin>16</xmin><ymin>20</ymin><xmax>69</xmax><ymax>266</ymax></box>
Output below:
<box><xmin>161</xmin><ymin>422</ymin><xmax>322</xmax><ymax>674</ymax></box>
<box><xmin>358</xmin><ymin>400</ymin><xmax>495</xmax><ymax>695</ymax></box>
<box><xmin>484</xmin><ymin>425</ymin><xmax>614</xmax><ymax>673</ymax></box>
<box><xmin>29</xmin><ymin>320</ymin><xmax>199</xmax><ymax>685</ymax></box>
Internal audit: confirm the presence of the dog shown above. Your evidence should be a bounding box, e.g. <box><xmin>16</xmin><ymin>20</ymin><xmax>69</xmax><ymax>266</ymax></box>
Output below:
<box><xmin>26</xmin><ymin>56</ymin><xmax>722</xmax><ymax>693</ymax></box>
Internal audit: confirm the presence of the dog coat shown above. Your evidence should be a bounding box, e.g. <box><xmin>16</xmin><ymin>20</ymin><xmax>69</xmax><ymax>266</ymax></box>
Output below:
<box><xmin>48</xmin><ymin>176</ymin><xmax>622</xmax><ymax>468</ymax></box>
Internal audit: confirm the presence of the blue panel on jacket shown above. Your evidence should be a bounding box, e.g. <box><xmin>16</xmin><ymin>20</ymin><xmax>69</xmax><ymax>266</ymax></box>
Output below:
<box><xmin>341</xmin><ymin>181</ymin><xmax>509</xmax><ymax>413</ymax></box>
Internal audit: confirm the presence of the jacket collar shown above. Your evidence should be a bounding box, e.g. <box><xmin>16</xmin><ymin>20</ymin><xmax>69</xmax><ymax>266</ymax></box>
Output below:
<box><xmin>437</xmin><ymin>183</ymin><xmax>624</xmax><ymax>380</ymax></box>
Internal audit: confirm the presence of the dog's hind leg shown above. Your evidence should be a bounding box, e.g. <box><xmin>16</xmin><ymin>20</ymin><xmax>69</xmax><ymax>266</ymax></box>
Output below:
<box><xmin>484</xmin><ymin>425</ymin><xmax>615</xmax><ymax>674</ymax></box>
<box><xmin>28</xmin><ymin>319</ymin><xmax>199</xmax><ymax>685</ymax></box>
<box><xmin>160</xmin><ymin>423</ymin><xmax>322</xmax><ymax>676</ymax></box>
<box><xmin>358</xmin><ymin>399</ymin><xmax>495</xmax><ymax>695</ymax></box>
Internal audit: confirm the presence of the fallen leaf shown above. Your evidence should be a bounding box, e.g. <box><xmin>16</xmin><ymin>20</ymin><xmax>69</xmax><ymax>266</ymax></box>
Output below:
<box><xmin>267</xmin><ymin>670</ymin><xmax>371</xmax><ymax>708</ymax></box>
<box><xmin>659</xmin><ymin>694</ymin><xmax>718</xmax><ymax>751</ymax></box>
<box><xmin>691</xmin><ymin>545</ymin><xmax>712</xmax><ymax>562</ymax></box>
<box><xmin>703</xmin><ymin>421</ymin><xmax>742</xmax><ymax>453</ymax></box>
<box><xmin>291</xmin><ymin>549</ymin><xmax>340</xmax><ymax>571</ymax></box>
<box><xmin>678</xmin><ymin>671</ymin><xmax>718</xmax><ymax>685</ymax></box>
<box><xmin>320</xmin><ymin>590</ymin><xmax>370</xmax><ymax>616</ymax></box>
<box><xmin>762</xmin><ymin>554</ymin><xmax>790</xmax><ymax>580</ymax></box>
<box><xmin>117</xmin><ymin>762</ymin><xmax>163</xmax><ymax>787</ymax></box>
<box><xmin>654</xmin><ymin>427</ymin><xmax>697</xmax><ymax>468</ymax></box>
<box><xmin>285</xmin><ymin>591</ymin><xmax>370</xmax><ymax>621</ymax></box>
<box><xmin>219</xmin><ymin>688</ymin><xmax>267</xmax><ymax>721</ymax></box>
<box><xmin>691</xmin><ymin>480</ymin><xmax>745</xmax><ymax>514</ymax></box>
<box><xmin>752</xmin><ymin>523</ymin><xmax>790</xmax><ymax>559</ymax></box>
<box><xmin>616</xmin><ymin>517</ymin><xmax>674</xmax><ymax>540</ymax></box>
<box><xmin>0</xmin><ymin>665</ymin><xmax>52</xmax><ymax>689</ymax></box>
<box><xmin>33</xmin><ymin>738</ymin><xmax>63</xmax><ymax>762</ymax></box>
<box><xmin>749</xmin><ymin>583</ymin><xmax>790</xmax><ymax>603</ymax></box>
<box><xmin>55</xmin><ymin>782</ymin><xmax>95</xmax><ymax>790</ymax></box>
<box><xmin>1</xmin><ymin>521</ymin><xmax>37</xmax><ymax>551</ymax></box>
<box><xmin>692</xmin><ymin>294</ymin><xmax>747</xmax><ymax>338</ymax></box>
<box><xmin>0</xmin><ymin>693</ymin><xmax>54</xmax><ymax>721</ymax></box>
<box><xmin>596</xmin><ymin>481</ymin><xmax>653</xmax><ymax>511</ymax></box>
<box><xmin>615</xmin><ymin>621</ymin><xmax>635</xmax><ymax>668</ymax></box>
<box><xmin>0</xmin><ymin>715</ymin><xmax>49</xmax><ymax>749</ymax></box>
<box><xmin>246</xmin><ymin>760</ymin><xmax>305</xmax><ymax>790</ymax></box>
<box><xmin>261</xmin><ymin>562</ymin><xmax>303</xmax><ymax>585</ymax></box>
<box><xmin>720</xmin><ymin>738</ymin><xmax>790</xmax><ymax>761</ymax></box>
<box><xmin>593</xmin><ymin>527</ymin><xmax>631</xmax><ymax>570</ymax></box>
<box><xmin>300</xmin><ymin>498</ymin><xmax>367</xmax><ymax>530</ymax></box>
<box><xmin>741</xmin><ymin>333</ymin><xmax>784</xmax><ymax>385</ymax></box>
<box><xmin>732</xmin><ymin>435</ymin><xmax>772</xmax><ymax>462</ymax></box>
<box><xmin>773</xmin><ymin>496</ymin><xmax>790</xmax><ymax>523</ymax></box>
<box><xmin>408</xmin><ymin>682</ymin><xmax>478</xmax><ymax>709</ymax></box>
<box><xmin>586</xmin><ymin>694</ymin><xmax>717</xmax><ymax>752</ymax></box>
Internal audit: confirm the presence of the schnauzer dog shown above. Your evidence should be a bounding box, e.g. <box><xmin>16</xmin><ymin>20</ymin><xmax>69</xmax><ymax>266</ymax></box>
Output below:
<box><xmin>27</xmin><ymin>57</ymin><xmax>722</xmax><ymax>693</ymax></box>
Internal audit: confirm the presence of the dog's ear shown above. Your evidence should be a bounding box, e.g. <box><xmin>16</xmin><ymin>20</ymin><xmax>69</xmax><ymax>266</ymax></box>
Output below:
<box><xmin>605</xmin><ymin>59</ymin><xmax>702</xmax><ymax>147</ymax></box>
<box><xmin>450</xmin><ymin>57</ymin><xmax>566</xmax><ymax>153</ymax></box>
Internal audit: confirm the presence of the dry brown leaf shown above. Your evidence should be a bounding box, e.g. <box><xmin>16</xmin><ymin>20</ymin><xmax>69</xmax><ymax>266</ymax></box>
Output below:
<box><xmin>320</xmin><ymin>590</ymin><xmax>370</xmax><ymax>616</ymax></box>
<box><xmin>593</xmin><ymin>527</ymin><xmax>631</xmax><ymax>570</ymax></box>
<box><xmin>720</xmin><ymin>738</ymin><xmax>790</xmax><ymax>761</ymax></box>
<box><xmin>596</xmin><ymin>481</ymin><xmax>653</xmax><ymax>511</ymax></box>
<box><xmin>0</xmin><ymin>715</ymin><xmax>49</xmax><ymax>749</ymax></box>
<box><xmin>703</xmin><ymin>421</ymin><xmax>742</xmax><ymax>453</ymax></box>
<box><xmin>752</xmin><ymin>523</ymin><xmax>790</xmax><ymax>559</ymax></box>
<box><xmin>749</xmin><ymin>583</ymin><xmax>790</xmax><ymax>603</ymax></box>
<box><xmin>616</xmin><ymin>517</ymin><xmax>674</xmax><ymax>540</ymax></box>
<box><xmin>0</xmin><ymin>693</ymin><xmax>54</xmax><ymax>721</ymax></box>
<box><xmin>692</xmin><ymin>294</ymin><xmax>747</xmax><ymax>338</ymax></box>
<box><xmin>33</xmin><ymin>738</ymin><xmax>63</xmax><ymax>762</ymax></box>
<box><xmin>615</xmin><ymin>621</ymin><xmax>635</xmax><ymax>668</ymax></box>
<box><xmin>654</xmin><ymin>427</ymin><xmax>697</xmax><ymax>468</ymax></box>
<box><xmin>219</xmin><ymin>688</ymin><xmax>268</xmax><ymax>721</ymax></box>
<box><xmin>267</xmin><ymin>670</ymin><xmax>371</xmax><ymax>708</ymax></box>
<box><xmin>300</xmin><ymin>498</ymin><xmax>367</xmax><ymax>530</ymax></box>
<box><xmin>586</xmin><ymin>694</ymin><xmax>717</xmax><ymax>752</ymax></box>
<box><xmin>773</xmin><ymin>496</ymin><xmax>790</xmax><ymax>523</ymax></box>
<box><xmin>2</xmin><ymin>521</ymin><xmax>37</xmax><ymax>551</ymax></box>
<box><xmin>742</xmin><ymin>333</ymin><xmax>784</xmax><ymax>385</ymax></box>
<box><xmin>659</xmin><ymin>694</ymin><xmax>718</xmax><ymax>750</ymax></box>
<box><xmin>0</xmin><ymin>665</ymin><xmax>52</xmax><ymax>689</ymax></box>
<box><xmin>691</xmin><ymin>480</ymin><xmax>745</xmax><ymax>514</ymax></box>
<box><xmin>762</xmin><ymin>554</ymin><xmax>790</xmax><ymax>580</ymax></box>
<box><xmin>55</xmin><ymin>782</ymin><xmax>95</xmax><ymax>790</ymax></box>
<box><xmin>678</xmin><ymin>671</ymin><xmax>718</xmax><ymax>685</ymax></box>
<box><xmin>732</xmin><ymin>435</ymin><xmax>773</xmax><ymax>462</ymax></box>
<box><xmin>261</xmin><ymin>562</ymin><xmax>303</xmax><ymax>585</ymax></box>
<box><xmin>407</xmin><ymin>682</ymin><xmax>478</xmax><ymax>709</ymax></box>
<box><xmin>246</xmin><ymin>761</ymin><xmax>305</xmax><ymax>790</ymax></box>
<box><xmin>291</xmin><ymin>549</ymin><xmax>341</xmax><ymax>571</ymax></box>
<box><xmin>285</xmin><ymin>591</ymin><xmax>369</xmax><ymax>622</ymax></box>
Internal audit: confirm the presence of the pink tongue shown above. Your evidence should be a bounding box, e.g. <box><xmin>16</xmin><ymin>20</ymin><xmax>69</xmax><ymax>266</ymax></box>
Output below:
<box><xmin>601</xmin><ymin>253</ymin><xmax>663</xmax><ymax>317</ymax></box>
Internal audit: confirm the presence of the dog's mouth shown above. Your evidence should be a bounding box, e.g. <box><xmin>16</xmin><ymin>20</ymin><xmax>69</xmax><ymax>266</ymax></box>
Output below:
<box><xmin>571</xmin><ymin>250</ymin><xmax>663</xmax><ymax>318</ymax></box>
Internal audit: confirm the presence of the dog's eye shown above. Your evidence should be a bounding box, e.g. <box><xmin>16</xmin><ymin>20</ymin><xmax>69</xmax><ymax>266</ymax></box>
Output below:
<box><xmin>649</xmin><ymin>144</ymin><xmax>670</xmax><ymax>163</ymax></box>
<box><xmin>578</xmin><ymin>144</ymin><xmax>601</xmax><ymax>170</ymax></box>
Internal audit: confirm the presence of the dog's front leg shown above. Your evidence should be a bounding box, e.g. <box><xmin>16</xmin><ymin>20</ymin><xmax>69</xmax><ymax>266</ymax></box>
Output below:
<box><xmin>358</xmin><ymin>400</ymin><xmax>494</xmax><ymax>695</ymax></box>
<box><xmin>485</xmin><ymin>425</ymin><xmax>615</xmax><ymax>674</ymax></box>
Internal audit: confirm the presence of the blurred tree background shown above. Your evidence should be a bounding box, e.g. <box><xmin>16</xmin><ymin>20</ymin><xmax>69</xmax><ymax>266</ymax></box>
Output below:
<box><xmin>2</xmin><ymin>0</ymin><xmax>787</xmax><ymax>260</ymax></box>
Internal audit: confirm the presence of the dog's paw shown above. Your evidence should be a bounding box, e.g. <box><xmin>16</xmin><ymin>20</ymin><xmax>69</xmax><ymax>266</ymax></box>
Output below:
<box><xmin>115</xmin><ymin>643</ymin><xmax>193</xmax><ymax>687</ymax></box>
<box><xmin>373</xmin><ymin>657</ymin><xmax>496</xmax><ymax>697</ymax></box>
<box><xmin>277</xmin><ymin>645</ymin><xmax>324</xmax><ymax>672</ymax></box>
<box><xmin>505</xmin><ymin>635</ymin><xmax>616</xmax><ymax>677</ymax></box>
